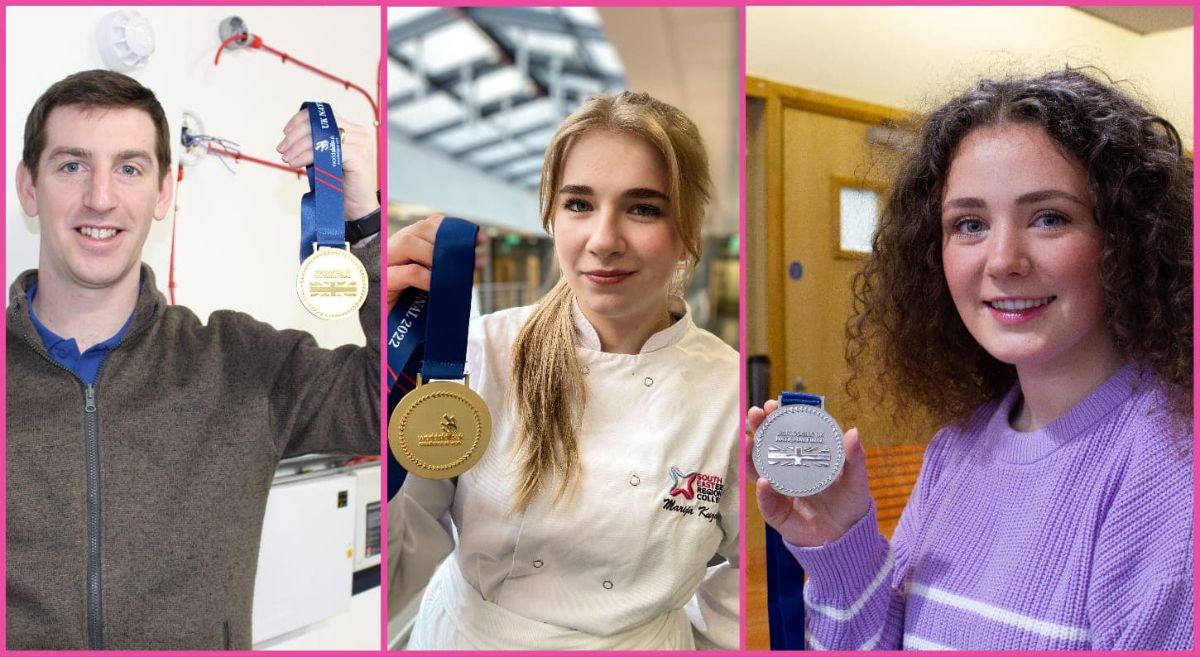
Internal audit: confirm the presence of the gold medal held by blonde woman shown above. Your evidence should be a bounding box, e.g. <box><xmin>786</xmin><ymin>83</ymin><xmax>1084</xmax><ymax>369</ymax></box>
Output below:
<box><xmin>388</xmin><ymin>217</ymin><xmax>491</xmax><ymax>481</ymax></box>
<box><xmin>389</xmin><ymin>376</ymin><xmax>491</xmax><ymax>479</ymax></box>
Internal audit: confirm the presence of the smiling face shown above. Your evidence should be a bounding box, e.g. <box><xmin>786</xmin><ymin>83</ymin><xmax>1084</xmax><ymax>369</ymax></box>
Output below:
<box><xmin>552</xmin><ymin>129</ymin><xmax>684</xmax><ymax>332</ymax></box>
<box><xmin>940</xmin><ymin>122</ymin><xmax>1114</xmax><ymax>375</ymax></box>
<box><xmin>16</xmin><ymin>105</ymin><xmax>172</xmax><ymax>295</ymax></box>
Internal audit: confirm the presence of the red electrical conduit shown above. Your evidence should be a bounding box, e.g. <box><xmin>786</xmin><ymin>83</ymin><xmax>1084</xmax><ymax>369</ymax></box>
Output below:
<box><xmin>169</xmin><ymin>164</ymin><xmax>183</xmax><ymax>304</ymax></box>
<box><xmin>211</xmin><ymin>32</ymin><xmax>383</xmax><ymax>183</ymax></box>
<box><xmin>168</xmin><ymin>148</ymin><xmax>302</xmax><ymax>304</ymax></box>
<box><xmin>214</xmin><ymin>33</ymin><xmax>380</xmax><ymax>119</ymax></box>
<box><xmin>169</xmin><ymin>32</ymin><xmax>381</xmax><ymax>303</ymax></box>
<box><xmin>206</xmin><ymin>144</ymin><xmax>304</xmax><ymax>176</ymax></box>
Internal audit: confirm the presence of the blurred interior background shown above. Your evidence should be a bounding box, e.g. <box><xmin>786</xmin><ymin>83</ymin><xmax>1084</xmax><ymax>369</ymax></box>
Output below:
<box><xmin>386</xmin><ymin>6</ymin><xmax>740</xmax><ymax>348</ymax></box>
<box><xmin>743</xmin><ymin>6</ymin><xmax>1193</xmax><ymax>650</ymax></box>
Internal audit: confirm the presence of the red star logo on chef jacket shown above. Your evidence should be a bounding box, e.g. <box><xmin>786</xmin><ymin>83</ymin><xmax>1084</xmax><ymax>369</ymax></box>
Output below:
<box><xmin>668</xmin><ymin>466</ymin><xmax>699</xmax><ymax>499</ymax></box>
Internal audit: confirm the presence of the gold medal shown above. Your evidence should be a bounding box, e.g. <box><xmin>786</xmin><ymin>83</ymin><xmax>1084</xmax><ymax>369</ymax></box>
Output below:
<box><xmin>296</xmin><ymin>243</ymin><xmax>368</xmax><ymax>319</ymax></box>
<box><xmin>388</xmin><ymin>375</ymin><xmax>492</xmax><ymax>479</ymax></box>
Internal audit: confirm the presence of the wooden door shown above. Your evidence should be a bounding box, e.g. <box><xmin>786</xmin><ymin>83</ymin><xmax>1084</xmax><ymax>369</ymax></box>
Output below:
<box><xmin>743</xmin><ymin>80</ymin><xmax>937</xmax><ymax>650</ymax></box>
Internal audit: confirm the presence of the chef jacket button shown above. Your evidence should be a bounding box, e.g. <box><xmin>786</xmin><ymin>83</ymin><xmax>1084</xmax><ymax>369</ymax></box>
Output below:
<box><xmin>602</xmin><ymin>580</ymin><xmax>614</xmax><ymax>590</ymax></box>
<box><xmin>643</xmin><ymin>376</ymin><xmax>653</xmax><ymax>387</ymax></box>
<box><xmin>581</xmin><ymin>365</ymin><xmax>590</xmax><ymax>375</ymax></box>
<box><xmin>533</xmin><ymin>560</ymin><xmax>544</xmax><ymax>569</ymax></box>
<box><xmin>629</xmin><ymin>474</ymin><xmax>640</xmax><ymax>486</ymax></box>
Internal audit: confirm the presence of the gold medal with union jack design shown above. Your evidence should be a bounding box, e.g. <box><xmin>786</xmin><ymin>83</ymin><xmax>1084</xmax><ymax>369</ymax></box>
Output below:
<box><xmin>296</xmin><ymin>243</ymin><xmax>368</xmax><ymax>320</ymax></box>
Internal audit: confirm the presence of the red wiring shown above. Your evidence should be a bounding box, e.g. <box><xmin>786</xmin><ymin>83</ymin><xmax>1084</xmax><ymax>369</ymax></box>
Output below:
<box><xmin>169</xmin><ymin>149</ymin><xmax>299</xmax><ymax>303</ymax></box>
<box><xmin>170</xmin><ymin>33</ymin><xmax>378</xmax><ymax>306</ymax></box>
<box><xmin>213</xmin><ymin>33</ymin><xmax>258</xmax><ymax>65</ymax></box>
<box><xmin>168</xmin><ymin>166</ymin><xmax>181</xmax><ymax>305</ymax></box>
<box><xmin>213</xmin><ymin>33</ymin><xmax>379</xmax><ymax>119</ymax></box>
<box><xmin>168</xmin><ymin>164</ymin><xmax>184</xmax><ymax>305</ymax></box>
<box><xmin>206</xmin><ymin>144</ymin><xmax>304</xmax><ymax>176</ymax></box>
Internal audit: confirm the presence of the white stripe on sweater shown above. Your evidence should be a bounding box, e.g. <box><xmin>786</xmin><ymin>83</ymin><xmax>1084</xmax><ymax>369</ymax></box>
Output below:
<box><xmin>805</xmin><ymin>626</ymin><xmax>882</xmax><ymax>650</ymax></box>
<box><xmin>903</xmin><ymin>633</ymin><xmax>955</xmax><ymax>650</ymax></box>
<box><xmin>858</xmin><ymin>627</ymin><xmax>884</xmax><ymax>650</ymax></box>
<box><xmin>804</xmin><ymin>548</ymin><xmax>896</xmax><ymax>621</ymax></box>
<box><xmin>909</xmin><ymin>583</ymin><xmax>1090</xmax><ymax>642</ymax></box>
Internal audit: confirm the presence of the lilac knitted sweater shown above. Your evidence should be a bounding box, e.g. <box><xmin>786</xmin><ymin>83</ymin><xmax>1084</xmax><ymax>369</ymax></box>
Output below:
<box><xmin>788</xmin><ymin>365</ymin><xmax>1193</xmax><ymax>650</ymax></box>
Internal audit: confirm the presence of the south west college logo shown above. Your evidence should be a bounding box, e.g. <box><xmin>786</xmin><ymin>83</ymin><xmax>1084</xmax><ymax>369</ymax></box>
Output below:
<box><xmin>662</xmin><ymin>465</ymin><xmax>723</xmax><ymax>524</ymax></box>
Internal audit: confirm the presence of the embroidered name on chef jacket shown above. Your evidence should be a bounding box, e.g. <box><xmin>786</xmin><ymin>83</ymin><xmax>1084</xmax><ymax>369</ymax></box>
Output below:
<box><xmin>661</xmin><ymin>466</ymin><xmax>723</xmax><ymax>523</ymax></box>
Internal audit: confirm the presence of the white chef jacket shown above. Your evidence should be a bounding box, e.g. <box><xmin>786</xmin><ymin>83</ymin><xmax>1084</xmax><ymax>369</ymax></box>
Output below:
<box><xmin>390</xmin><ymin>299</ymin><xmax>740</xmax><ymax>650</ymax></box>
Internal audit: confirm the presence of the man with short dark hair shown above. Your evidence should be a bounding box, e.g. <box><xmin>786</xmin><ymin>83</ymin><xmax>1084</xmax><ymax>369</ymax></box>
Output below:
<box><xmin>6</xmin><ymin>69</ymin><xmax>381</xmax><ymax>650</ymax></box>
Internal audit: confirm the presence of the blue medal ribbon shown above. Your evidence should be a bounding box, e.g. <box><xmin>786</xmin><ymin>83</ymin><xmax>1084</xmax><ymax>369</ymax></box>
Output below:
<box><xmin>299</xmin><ymin>101</ymin><xmax>345</xmax><ymax>261</ymax></box>
<box><xmin>780</xmin><ymin>391</ymin><xmax>824</xmax><ymax>408</ymax></box>
<box><xmin>387</xmin><ymin>217</ymin><xmax>479</xmax><ymax>499</ymax></box>
<box><xmin>765</xmin><ymin>391</ymin><xmax>822</xmax><ymax>649</ymax></box>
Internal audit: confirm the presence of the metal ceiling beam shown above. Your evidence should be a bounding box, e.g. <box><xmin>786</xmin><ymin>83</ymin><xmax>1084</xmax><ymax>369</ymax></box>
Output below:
<box><xmin>499</xmin><ymin>158</ymin><xmax>546</xmax><ymax>182</ymax></box>
<box><xmin>459</xmin><ymin>7</ymin><xmax>549</xmax><ymax>98</ymax></box>
<box><xmin>386</xmin><ymin>45</ymin><xmax>470</xmax><ymax>109</ymax></box>
<box><xmin>385</xmin><ymin>53</ymin><xmax>622</xmax><ymax>110</ymax></box>
<box><xmin>447</xmin><ymin>119</ymin><xmax>557</xmax><ymax>158</ymax></box>
<box><xmin>407</xmin><ymin>85</ymin><xmax>595</xmax><ymax>143</ymax></box>
<box><xmin>552</xmin><ymin>7</ymin><xmax>605</xmax><ymax>82</ymax></box>
<box><xmin>386</xmin><ymin>57</ymin><xmax>506</xmax><ymax>108</ymax></box>
<box><xmin>386</xmin><ymin>8</ymin><xmax>458</xmax><ymax>43</ymax></box>
<box><xmin>406</xmin><ymin>91</ymin><xmax>539</xmax><ymax>141</ymax></box>
<box><xmin>462</xmin><ymin>6</ymin><xmax>607</xmax><ymax>41</ymax></box>
<box><xmin>481</xmin><ymin>150</ymin><xmax>544</xmax><ymax>175</ymax></box>
<box><xmin>386</xmin><ymin>5</ymin><xmax>627</xmax><ymax>193</ymax></box>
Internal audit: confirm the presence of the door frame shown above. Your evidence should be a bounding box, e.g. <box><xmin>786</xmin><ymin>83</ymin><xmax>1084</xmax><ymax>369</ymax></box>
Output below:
<box><xmin>745</xmin><ymin>76</ymin><xmax>907</xmax><ymax>395</ymax></box>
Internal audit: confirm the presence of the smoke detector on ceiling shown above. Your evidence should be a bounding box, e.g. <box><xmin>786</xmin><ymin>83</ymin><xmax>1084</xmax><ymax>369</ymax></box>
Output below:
<box><xmin>97</xmin><ymin>10</ymin><xmax>156</xmax><ymax>73</ymax></box>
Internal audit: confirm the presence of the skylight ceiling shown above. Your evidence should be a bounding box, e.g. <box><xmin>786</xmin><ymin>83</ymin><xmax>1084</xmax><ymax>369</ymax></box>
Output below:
<box><xmin>387</xmin><ymin>7</ymin><xmax>627</xmax><ymax>189</ymax></box>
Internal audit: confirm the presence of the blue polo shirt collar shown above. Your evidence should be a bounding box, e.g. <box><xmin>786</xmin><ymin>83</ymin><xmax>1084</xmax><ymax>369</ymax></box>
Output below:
<box><xmin>26</xmin><ymin>282</ymin><xmax>135</xmax><ymax>385</ymax></box>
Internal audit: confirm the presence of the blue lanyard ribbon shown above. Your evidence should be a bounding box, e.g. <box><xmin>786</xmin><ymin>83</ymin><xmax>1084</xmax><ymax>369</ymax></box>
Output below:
<box><xmin>387</xmin><ymin>217</ymin><xmax>479</xmax><ymax>499</ymax></box>
<box><xmin>299</xmin><ymin>101</ymin><xmax>345</xmax><ymax>261</ymax></box>
<box><xmin>765</xmin><ymin>392</ymin><xmax>822</xmax><ymax>649</ymax></box>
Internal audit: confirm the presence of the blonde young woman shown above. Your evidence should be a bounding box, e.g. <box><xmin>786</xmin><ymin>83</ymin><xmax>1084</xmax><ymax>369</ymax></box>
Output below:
<box><xmin>387</xmin><ymin>92</ymin><xmax>739</xmax><ymax>650</ymax></box>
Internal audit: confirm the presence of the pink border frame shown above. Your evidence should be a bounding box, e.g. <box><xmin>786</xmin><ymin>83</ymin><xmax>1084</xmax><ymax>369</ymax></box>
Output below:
<box><xmin>1</xmin><ymin>2</ymin><xmax>1195</xmax><ymax>656</ymax></box>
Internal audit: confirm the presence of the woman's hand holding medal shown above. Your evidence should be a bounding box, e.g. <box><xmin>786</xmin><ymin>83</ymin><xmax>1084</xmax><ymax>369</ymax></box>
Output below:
<box><xmin>746</xmin><ymin>400</ymin><xmax>873</xmax><ymax>547</ymax></box>
<box><xmin>387</xmin><ymin>215</ymin><xmax>487</xmax><ymax>312</ymax></box>
<box><xmin>386</xmin><ymin>217</ymin><xmax>493</xmax><ymax>483</ymax></box>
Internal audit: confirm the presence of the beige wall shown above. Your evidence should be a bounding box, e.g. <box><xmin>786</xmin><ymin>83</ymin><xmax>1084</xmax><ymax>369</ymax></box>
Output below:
<box><xmin>747</xmin><ymin>6</ymin><xmax>1193</xmax><ymax>144</ymax></box>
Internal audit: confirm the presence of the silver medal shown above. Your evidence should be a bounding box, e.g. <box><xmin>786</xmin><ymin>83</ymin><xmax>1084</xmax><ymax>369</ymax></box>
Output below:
<box><xmin>753</xmin><ymin>403</ymin><xmax>845</xmax><ymax>497</ymax></box>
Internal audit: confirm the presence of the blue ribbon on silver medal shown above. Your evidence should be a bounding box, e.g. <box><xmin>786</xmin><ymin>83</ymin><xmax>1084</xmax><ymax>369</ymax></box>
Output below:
<box><xmin>387</xmin><ymin>217</ymin><xmax>479</xmax><ymax>500</ymax></box>
<box><xmin>765</xmin><ymin>392</ymin><xmax>823</xmax><ymax>650</ymax></box>
<box><xmin>299</xmin><ymin>101</ymin><xmax>345</xmax><ymax>261</ymax></box>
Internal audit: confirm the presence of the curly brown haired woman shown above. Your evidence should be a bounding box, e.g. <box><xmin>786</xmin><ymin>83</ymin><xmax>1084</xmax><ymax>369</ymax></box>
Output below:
<box><xmin>748</xmin><ymin>69</ymin><xmax>1192</xmax><ymax>650</ymax></box>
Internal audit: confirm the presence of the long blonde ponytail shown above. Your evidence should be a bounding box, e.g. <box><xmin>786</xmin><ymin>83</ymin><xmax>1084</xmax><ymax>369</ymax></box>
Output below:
<box><xmin>509</xmin><ymin>280</ymin><xmax>583</xmax><ymax>509</ymax></box>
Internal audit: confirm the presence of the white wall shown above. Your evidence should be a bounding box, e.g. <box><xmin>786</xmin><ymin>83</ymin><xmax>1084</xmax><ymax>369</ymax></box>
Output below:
<box><xmin>747</xmin><ymin>6</ymin><xmax>1193</xmax><ymax>145</ymax></box>
<box><xmin>6</xmin><ymin>6</ymin><xmax>381</xmax><ymax>348</ymax></box>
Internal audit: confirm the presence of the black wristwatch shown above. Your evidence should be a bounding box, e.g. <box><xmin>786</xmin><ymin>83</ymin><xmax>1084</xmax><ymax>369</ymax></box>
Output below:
<box><xmin>345</xmin><ymin>207</ymin><xmax>381</xmax><ymax>243</ymax></box>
